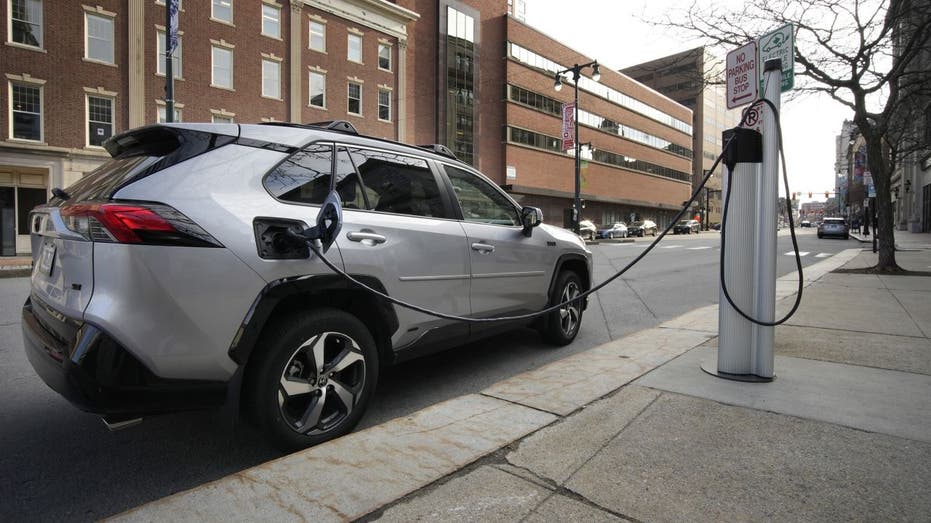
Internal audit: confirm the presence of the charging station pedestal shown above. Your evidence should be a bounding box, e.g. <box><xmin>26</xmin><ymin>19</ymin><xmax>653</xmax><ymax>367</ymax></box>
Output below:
<box><xmin>703</xmin><ymin>60</ymin><xmax>783</xmax><ymax>382</ymax></box>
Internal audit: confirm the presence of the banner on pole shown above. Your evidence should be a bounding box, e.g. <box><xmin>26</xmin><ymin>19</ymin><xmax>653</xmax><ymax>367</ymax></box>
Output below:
<box><xmin>167</xmin><ymin>0</ymin><xmax>180</xmax><ymax>56</ymax></box>
<box><xmin>561</xmin><ymin>102</ymin><xmax>575</xmax><ymax>151</ymax></box>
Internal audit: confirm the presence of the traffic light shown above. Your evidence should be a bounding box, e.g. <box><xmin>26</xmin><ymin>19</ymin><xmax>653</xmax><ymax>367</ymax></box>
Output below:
<box><xmin>808</xmin><ymin>192</ymin><xmax>812</xmax><ymax>198</ymax></box>
<box><xmin>825</xmin><ymin>191</ymin><xmax>830</xmax><ymax>198</ymax></box>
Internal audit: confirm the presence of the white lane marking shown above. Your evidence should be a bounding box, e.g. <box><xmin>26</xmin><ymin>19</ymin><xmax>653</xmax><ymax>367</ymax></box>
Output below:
<box><xmin>815</xmin><ymin>253</ymin><xmax>832</xmax><ymax>258</ymax></box>
<box><xmin>661</xmin><ymin>245</ymin><xmax>684</xmax><ymax>249</ymax></box>
<box><xmin>785</xmin><ymin>251</ymin><xmax>810</xmax><ymax>256</ymax></box>
<box><xmin>687</xmin><ymin>246</ymin><xmax>712</xmax><ymax>250</ymax></box>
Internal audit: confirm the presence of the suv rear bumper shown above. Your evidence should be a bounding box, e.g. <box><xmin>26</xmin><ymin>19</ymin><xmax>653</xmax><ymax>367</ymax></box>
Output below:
<box><xmin>22</xmin><ymin>296</ymin><xmax>228</xmax><ymax>417</ymax></box>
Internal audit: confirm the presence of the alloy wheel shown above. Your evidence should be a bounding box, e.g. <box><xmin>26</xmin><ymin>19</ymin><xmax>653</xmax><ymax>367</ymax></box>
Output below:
<box><xmin>278</xmin><ymin>331</ymin><xmax>366</xmax><ymax>435</ymax></box>
<box><xmin>559</xmin><ymin>280</ymin><xmax>582</xmax><ymax>336</ymax></box>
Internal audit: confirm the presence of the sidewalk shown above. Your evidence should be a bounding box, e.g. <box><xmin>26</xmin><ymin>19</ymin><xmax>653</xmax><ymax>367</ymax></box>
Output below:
<box><xmin>113</xmin><ymin>245</ymin><xmax>931</xmax><ymax>522</ymax></box>
<box><xmin>0</xmin><ymin>256</ymin><xmax>31</xmax><ymax>278</ymax></box>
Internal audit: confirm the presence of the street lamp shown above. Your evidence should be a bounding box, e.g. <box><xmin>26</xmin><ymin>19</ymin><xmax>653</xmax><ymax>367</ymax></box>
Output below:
<box><xmin>554</xmin><ymin>60</ymin><xmax>600</xmax><ymax>234</ymax></box>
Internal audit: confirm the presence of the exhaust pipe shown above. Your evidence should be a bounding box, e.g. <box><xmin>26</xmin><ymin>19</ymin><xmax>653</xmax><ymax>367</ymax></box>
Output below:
<box><xmin>101</xmin><ymin>415</ymin><xmax>143</xmax><ymax>432</ymax></box>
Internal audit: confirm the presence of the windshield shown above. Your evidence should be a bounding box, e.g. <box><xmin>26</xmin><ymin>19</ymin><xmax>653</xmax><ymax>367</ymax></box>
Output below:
<box><xmin>677</xmin><ymin>220</ymin><xmax>690</xmax><ymax>225</ymax></box>
<box><xmin>631</xmin><ymin>221</ymin><xmax>644</xmax><ymax>226</ymax></box>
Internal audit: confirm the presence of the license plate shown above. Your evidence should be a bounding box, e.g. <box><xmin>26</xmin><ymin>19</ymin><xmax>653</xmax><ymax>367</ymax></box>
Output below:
<box><xmin>38</xmin><ymin>242</ymin><xmax>56</xmax><ymax>277</ymax></box>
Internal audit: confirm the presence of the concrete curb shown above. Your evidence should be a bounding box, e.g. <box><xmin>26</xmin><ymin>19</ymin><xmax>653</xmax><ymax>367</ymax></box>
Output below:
<box><xmin>111</xmin><ymin>250</ymin><xmax>861</xmax><ymax>522</ymax></box>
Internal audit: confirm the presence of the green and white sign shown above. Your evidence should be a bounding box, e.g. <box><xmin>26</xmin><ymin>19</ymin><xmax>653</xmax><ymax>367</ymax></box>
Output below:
<box><xmin>758</xmin><ymin>23</ymin><xmax>794</xmax><ymax>92</ymax></box>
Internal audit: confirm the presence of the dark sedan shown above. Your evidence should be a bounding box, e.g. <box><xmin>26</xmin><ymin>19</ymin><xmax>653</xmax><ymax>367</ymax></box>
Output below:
<box><xmin>817</xmin><ymin>217</ymin><xmax>849</xmax><ymax>239</ymax></box>
<box><xmin>673</xmin><ymin>220</ymin><xmax>701</xmax><ymax>234</ymax></box>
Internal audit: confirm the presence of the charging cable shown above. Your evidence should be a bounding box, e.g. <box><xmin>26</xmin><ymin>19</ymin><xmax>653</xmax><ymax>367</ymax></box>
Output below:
<box><xmin>300</xmin><ymin>98</ymin><xmax>803</xmax><ymax>326</ymax></box>
<box><xmin>718</xmin><ymin>98</ymin><xmax>804</xmax><ymax>327</ymax></box>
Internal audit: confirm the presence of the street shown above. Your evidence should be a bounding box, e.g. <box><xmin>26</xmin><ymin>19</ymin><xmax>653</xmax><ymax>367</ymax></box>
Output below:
<box><xmin>0</xmin><ymin>227</ymin><xmax>854</xmax><ymax>521</ymax></box>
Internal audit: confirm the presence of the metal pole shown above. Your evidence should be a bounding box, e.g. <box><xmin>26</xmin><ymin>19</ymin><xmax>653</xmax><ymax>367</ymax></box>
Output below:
<box><xmin>573</xmin><ymin>69</ymin><xmax>581</xmax><ymax>235</ymax></box>
<box><xmin>751</xmin><ymin>59</ymin><xmax>782</xmax><ymax>379</ymax></box>
<box><xmin>165</xmin><ymin>1</ymin><xmax>174</xmax><ymax>122</ymax></box>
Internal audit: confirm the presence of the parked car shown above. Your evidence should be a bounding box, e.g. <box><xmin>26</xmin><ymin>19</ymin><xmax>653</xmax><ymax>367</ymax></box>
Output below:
<box><xmin>21</xmin><ymin>121</ymin><xmax>593</xmax><ymax>451</ymax></box>
<box><xmin>673</xmin><ymin>220</ymin><xmax>701</xmax><ymax>234</ymax></box>
<box><xmin>818</xmin><ymin>217</ymin><xmax>849</xmax><ymax>239</ymax></box>
<box><xmin>578</xmin><ymin>219</ymin><xmax>597</xmax><ymax>241</ymax></box>
<box><xmin>628</xmin><ymin>220</ymin><xmax>657</xmax><ymax>237</ymax></box>
<box><xmin>598</xmin><ymin>222</ymin><xmax>628</xmax><ymax>239</ymax></box>
<box><xmin>710</xmin><ymin>223</ymin><xmax>721</xmax><ymax>231</ymax></box>
<box><xmin>800</xmin><ymin>220</ymin><xmax>812</xmax><ymax>228</ymax></box>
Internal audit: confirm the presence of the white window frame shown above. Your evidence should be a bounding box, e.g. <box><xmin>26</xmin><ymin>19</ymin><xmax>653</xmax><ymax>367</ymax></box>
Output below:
<box><xmin>378</xmin><ymin>88</ymin><xmax>391</xmax><ymax>122</ymax></box>
<box><xmin>84</xmin><ymin>11</ymin><xmax>115</xmax><ymax>64</ymax></box>
<box><xmin>211</xmin><ymin>45</ymin><xmax>233</xmax><ymax>89</ymax></box>
<box><xmin>261</xmin><ymin>3</ymin><xmax>280</xmax><ymax>39</ymax></box>
<box><xmin>8</xmin><ymin>0</ymin><xmax>44</xmax><ymax>49</ymax></box>
<box><xmin>157</xmin><ymin>105</ymin><xmax>181</xmax><ymax>123</ymax></box>
<box><xmin>309</xmin><ymin>71</ymin><xmax>326</xmax><ymax>108</ymax></box>
<box><xmin>347</xmin><ymin>82</ymin><xmax>362</xmax><ymax>115</ymax></box>
<box><xmin>378</xmin><ymin>43</ymin><xmax>392</xmax><ymax>71</ymax></box>
<box><xmin>211</xmin><ymin>0</ymin><xmax>232</xmax><ymax>24</ymax></box>
<box><xmin>156</xmin><ymin>29</ymin><xmax>182</xmax><ymax>78</ymax></box>
<box><xmin>9</xmin><ymin>81</ymin><xmax>43</xmax><ymax>142</ymax></box>
<box><xmin>309</xmin><ymin>20</ymin><xmax>325</xmax><ymax>52</ymax></box>
<box><xmin>86</xmin><ymin>94</ymin><xmax>114</xmax><ymax>148</ymax></box>
<box><xmin>211</xmin><ymin>114</ymin><xmax>233</xmax><ymax>123</ymax></box>
<box><xmin>347</xmin><ymin>33</ymin><xmax>362</xmax><ymax>63</ymax></box>
<box><xmin>262</xmin><ymin>59</ymin><xmax>281</xmax><ymax>99</ymax></box>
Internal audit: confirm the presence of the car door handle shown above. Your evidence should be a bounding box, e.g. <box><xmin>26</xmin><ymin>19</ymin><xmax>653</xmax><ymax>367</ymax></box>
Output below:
<box><xmin>471</xmin><ymin>242</ymin><xmax>495</xmax><ymax>253</ymax></box>
<box><xmin>346</xmin><ymin>231</ymin><xmax>387</xmax><ymax>244</ymax></box>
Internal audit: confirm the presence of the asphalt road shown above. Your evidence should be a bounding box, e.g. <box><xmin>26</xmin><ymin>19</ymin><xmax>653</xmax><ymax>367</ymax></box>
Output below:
<box><xmin>0</xmin><ymin>227</ymin><xmax>856</xmax><ymax>521</ymax></box>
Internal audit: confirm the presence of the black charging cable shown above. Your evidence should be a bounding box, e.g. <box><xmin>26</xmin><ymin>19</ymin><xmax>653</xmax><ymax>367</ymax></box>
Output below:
<box><xmin>718</xmin><ymin>97</ymin><xmax>804</xmax><ymax>326</ymax></box>
<box><xmin>301</xmin><ymin>98</ymin><xmax>803</xmax><ymax>326</ymax></box>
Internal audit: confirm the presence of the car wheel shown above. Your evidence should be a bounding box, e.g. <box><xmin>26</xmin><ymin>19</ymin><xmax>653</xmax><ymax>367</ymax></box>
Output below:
<box><xmin>652</xmin><ymin>229</ymin><xmax>657</xmax><ymax>237</ymax></box>
<box><xmin>844</xmin><ymin>234</ymin><xmax>849</xmax><ymax>240</ymax></box>
<box><xmin>609</xmin><ymin>232</ymin><xmax>615</xmax><ymax>239</ymax></box>
<box><xmin>246</xmin><ymin>308</ymin><xmax>378</xmax><ymax>452</ymax></box>
<box><xmin>540</xmin><ymin>270</ymin><xmax>583</xmax><ymax>346</ymax></box>
<box><xmin>818</xmin><ymin>233</ymin><xmax>823</xmax><ymax>239</ymax></box>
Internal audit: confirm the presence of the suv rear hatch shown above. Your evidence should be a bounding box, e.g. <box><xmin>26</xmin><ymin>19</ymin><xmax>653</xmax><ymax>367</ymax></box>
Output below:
<box><xmin>28</xmin><ymin>125</ymin><xmax>236</xmax><ymax>324</ymax></box>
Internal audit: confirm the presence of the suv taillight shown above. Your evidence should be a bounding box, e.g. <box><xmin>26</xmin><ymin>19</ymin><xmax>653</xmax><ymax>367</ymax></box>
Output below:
<box><xmin>61</xmin><ymin>203</ymin><xmax>223</xmax><ymax>247</ymax></box>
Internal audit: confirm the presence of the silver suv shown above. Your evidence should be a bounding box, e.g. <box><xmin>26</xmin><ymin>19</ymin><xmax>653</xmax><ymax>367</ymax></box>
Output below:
<box><xmin>22</xmin><ymin>121</ymin><xmax>591</xmax><ymax>451</ymax></box>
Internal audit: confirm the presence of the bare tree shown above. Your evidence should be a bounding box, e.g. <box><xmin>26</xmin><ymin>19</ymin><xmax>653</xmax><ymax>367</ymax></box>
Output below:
<box><xmin>655</xmin><ymin>0</ymin><xmax>931</xmax><ymax>271</ymax></box>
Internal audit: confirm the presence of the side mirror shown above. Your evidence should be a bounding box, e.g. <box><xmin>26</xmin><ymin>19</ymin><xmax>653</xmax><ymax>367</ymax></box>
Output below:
<box><xmin>307</xmin><ymin>191</ymin><xmax>343</xmax><ymax>253</ymax></box>
<box><xmin>520</xmin><ymin>206</ymin><xmax>543</xmax><ymax>237</ymax></box>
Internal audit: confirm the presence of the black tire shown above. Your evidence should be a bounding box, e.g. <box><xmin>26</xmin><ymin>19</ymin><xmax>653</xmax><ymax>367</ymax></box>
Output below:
<box><xmin>539</xmin><ymin>271</ymin><xmax>584</xmax><ymax>346</ymax></box>
<box><xmin>246</xmin><ymin>308</ymin><xmax>378</xmax><ymax>452</ymax></box>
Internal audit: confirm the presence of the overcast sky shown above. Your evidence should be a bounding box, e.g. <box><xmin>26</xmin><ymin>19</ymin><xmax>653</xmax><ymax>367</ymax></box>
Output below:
<box><xmin>523</xmin><ymin>0</ymin><xmax>851</xmax><ymax>204</ymax></box>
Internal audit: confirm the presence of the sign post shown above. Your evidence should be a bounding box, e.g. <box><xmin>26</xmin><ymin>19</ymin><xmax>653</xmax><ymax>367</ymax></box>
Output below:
<box><xmin>726</xmin><ymin>41</ymin><xmax>758</xmax><ymax>109</ymax></box>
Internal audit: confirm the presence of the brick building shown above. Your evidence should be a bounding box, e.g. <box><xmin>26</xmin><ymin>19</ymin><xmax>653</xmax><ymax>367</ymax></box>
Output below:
<box><xmin>2</xmin><ymin>0</ymin><xmax>692</xmax><ymax>255</ymax></box>
<box><xmin>622</xmin><ymin>47</ymin><xmax>743</xmax><ymax>229</ymax></box>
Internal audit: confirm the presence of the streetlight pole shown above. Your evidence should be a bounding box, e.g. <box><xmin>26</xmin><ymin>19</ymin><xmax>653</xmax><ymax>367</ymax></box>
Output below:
<box><xmin>555</xmin><ymin>60</ymin><xmax>600</xmax><ymax>235</ymax></box>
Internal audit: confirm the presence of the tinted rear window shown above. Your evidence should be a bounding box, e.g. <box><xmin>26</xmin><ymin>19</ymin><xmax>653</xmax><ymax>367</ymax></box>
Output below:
<box><xmin>56</xmin><ymin>156</ymin><xmax>159</xmax><ymax>204</ymax></box>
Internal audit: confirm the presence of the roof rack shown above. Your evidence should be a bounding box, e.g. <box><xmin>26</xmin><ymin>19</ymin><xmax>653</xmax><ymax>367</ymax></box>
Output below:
<box><xmin>258</xmin><ymin>120</ymin><xmax>359</xmax><ymax>135</ymax></box>
<box><xmin>417</xmin><ymin>144</ymin><xmax>458</xmax><ymax>160</ymax></box>
<box><xmin>308</xmin><ymin>120</ymin><xmax>359</xmax><ymax>135</ymax></box>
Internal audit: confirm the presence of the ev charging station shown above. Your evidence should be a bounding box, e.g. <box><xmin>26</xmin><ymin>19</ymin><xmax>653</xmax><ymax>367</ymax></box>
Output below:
<box><xmin>703</xmin><ymin>54</ymin><xmax>787</xmax><ymax>382</ymax></box>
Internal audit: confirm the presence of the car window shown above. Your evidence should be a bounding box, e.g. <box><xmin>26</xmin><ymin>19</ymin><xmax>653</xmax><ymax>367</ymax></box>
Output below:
<box><xmin>349</xmin><ymin>148</ymin><xmax>445</xmax><ymax>218</ymax></box>
<box><xmin>443</xmin><ymin>165</ymin><xmax>520</xmax><ymax>226</ymax></box>
<box><xmin>264</xmin><ymin>143</ymin><xmax>335</xmax><ymax>204</ymax></box>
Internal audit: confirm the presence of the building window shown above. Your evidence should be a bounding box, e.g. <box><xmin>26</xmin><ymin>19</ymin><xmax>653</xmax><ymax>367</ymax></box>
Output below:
<box><xmin>378</xmin><ymin>89</ymin><xmax>391</xmax><ymax>121</ymax></box>
<box><xmin>347</xmin><ymin>33</ymin><xmax>362</xmax><ymax>63</ymax></box>
<box><xmin>212</xmin><ymin>46</ymin><xmax>233</xmax><ymax>89</ymax></box>
<box><xmin>309</xmin><ymin>72</ymin><xmax>325</xmax><ymax>108</ymax></box>
<box><xmin>87</xmin><ymin>95</ymin><xmax>113</xmax><ymax>147</ymax></box>
<box><xmin>347</xmin><ymin>82</ymin><xmax>361</xmax><ymax>115</ymax></box>
<box><xmin>212</xmin><ymin>0</ymin><xmax>232</xmax><ymax>23</ymax></box>
<box><xmin>261</xmin><ymin>3</ymin><xmax>280</xmax><ymax>38</ymax></box>
<box><xmin>309</xmin><ymin>21</ymin><xmax>325</xmax><ymax>52</ymax></box>
<box><xmin>262</xmin><ymin>59</ymin><xmax>280</xmax><ymax>99</ymax></box>
<box><xmin>156</xmin><ymin>30</ymin><xmax>182</xmax><ymax>78</ymax></box>
<box><xmin>10</xmin><ymin>83</ymin><xmax>41</xmax><ymax>141</ymax></box>
<box><xmin>85</xmin><ymin>12</ymin><xmax>114</xmax><ymax>64</ymax></box>
<box><xmin>378</xmin><ymin>43</ymin><xmax>391</xmax><ymax>71</ymax></box>
<box><xmin>10</xmin><ymin>0</ymin><xmax>43</xmax><ymax>48</ymax></box>
<box><xmin>445</xmin><ymin>6</ymin><xmax>476</xmax><ymax>165</ymax></box>
<box><xmin>157</xmin><ymin>106</ymin><xmax>181</xmax><ymax>123</ymax></box>
<box><xmin>212</xmin><ymin>114</ymin><xmax>233</xmax><ymax>123</ymax></box>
